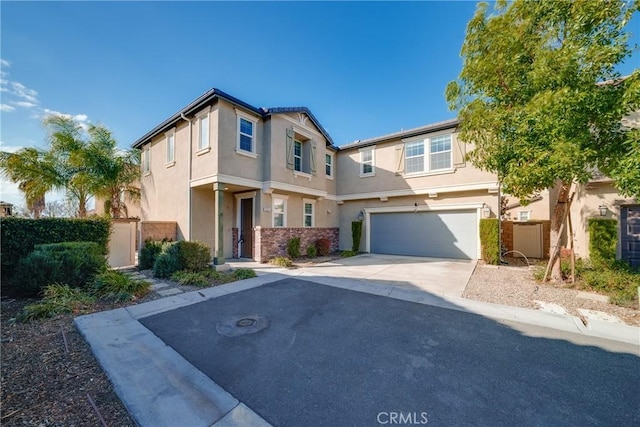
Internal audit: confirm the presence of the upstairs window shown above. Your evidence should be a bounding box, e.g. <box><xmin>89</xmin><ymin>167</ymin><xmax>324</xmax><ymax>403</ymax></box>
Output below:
<box><xmin>166</xmin><ymin>130</ymin><xmax>175</xmax><ymax>163</ymax></box>
<box><xmin>359</xmin><ymin>147</ymin><xmax>375</xmax><ymax>176</ymax></box>
<box><xmin>325</xmin><ymin>153</ymin><xmax>333</xmax><ymax>177</ymax></box>
<box><xmin>286</xmin><ymin>128</ymin><xmax>317</xmax><ymax>175</ymax></box>
<box><xmin>198</xmin><ymin>114</ymin><xmax>209</xmax><ymax>151</ymax></box>
<box><xmin>518</xmin><ymin>211</ymin><xmax>531</xmax><ymax>221</ymax></box>
<box><xmin>404</xmin><ymin>134</ymin><xmax>452</xmax><ymax>174</ymax></box>
<box><xmin>142</xmin><ymin>146</ymin><xmax>150</xmax><ymax>174</ymax></box>
<box><xmin>239</xmin><ymin>117</ymin><xmax>254</xmax><ymax>152</ymax></box>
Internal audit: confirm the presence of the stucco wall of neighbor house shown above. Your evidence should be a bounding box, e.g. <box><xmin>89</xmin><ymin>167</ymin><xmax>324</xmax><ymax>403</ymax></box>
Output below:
<box><xmin>140</xmin><ymin>131</ymin><xmax>190</xmax><ymax>240</ymax></box>
<box><xmin>94</xmin><ymin>192</ymin><xmax>141</xmax><ymax>219</ymax></box>
<box><xmin>216</xmin><ymin>100</ymin><xmax>264</xmax><ymax>183</ymax></box>
<box><xmin>266</xmin><ymin>113</ymin><xmax>333</xmax><ymax>194</ymax></box>
<box><xmin>191</xmin><ymin>104</ymin><xmax>220</xmax><ymax>182</ymax></box>
<box><xmin>501</xmin><ymin>189</ymin><xmax>554</xmax><ymax>222</ymax></box>
<box><xmin>569</xmin><ymin>181</ymin><xmax>637</xmax><ymax>259</ymax></box>
<box><xmin>336</xmin><ymin>130</ymin><xmax>497</xmax><ymax>197</ymax></box>
<box><xmin>337</xmin><ymin>191</ymin><xmax>499</xmax><ymax>251</ymax></box>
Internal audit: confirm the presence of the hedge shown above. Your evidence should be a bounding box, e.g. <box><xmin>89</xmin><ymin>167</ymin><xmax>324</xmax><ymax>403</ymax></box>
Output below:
<box><xmin>0</xmin><ymin>217</ymin><xmax>110</xmax><ymax>283</ymax></box>
<box><xmin>588</xmin><ymin>218</ymin><xmax>618</xmax><ymax>267</ymax></box>
<box><xmin>153</xmin><ymin>240</ymin><xmax>211</xmax><ymax>278</ymax></box>
<box><xmin>10</xmin><ymin>241</ymin><xmax>107</xmax><ymax>296</ymax></box>
<box><xmin>352</xmin><ymin>221</ymin><xmax>363</xmax><ymax>252</ymax></box>
<box><xmin>479</xmin><ymin>218</ymin><xmax>500</xmax><ymax>265</ymax></box>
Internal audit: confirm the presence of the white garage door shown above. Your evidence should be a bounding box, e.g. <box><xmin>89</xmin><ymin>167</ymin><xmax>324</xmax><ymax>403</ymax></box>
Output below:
<box><xmin>370</xmin><ymin>210</ymin><xmax>478</xmax><ymax>259</ymax></box>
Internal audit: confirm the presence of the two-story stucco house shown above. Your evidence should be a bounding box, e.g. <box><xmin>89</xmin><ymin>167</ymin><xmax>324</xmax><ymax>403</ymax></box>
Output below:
<box><xmin>132</xmin><ymin>89</ymin><xmax>340</xmax><ymax>267</ymax></box>
<box><xmin>133</xmin><ymin>88</ymin><xmax>639</xmax><ymax>268</ymax></box>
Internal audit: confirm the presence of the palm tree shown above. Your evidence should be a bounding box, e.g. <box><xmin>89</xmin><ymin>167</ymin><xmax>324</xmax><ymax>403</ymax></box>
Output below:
<box><xmin>84</xmin><ymin>124</ymin><xmax>140</xmax><ymax>218</ymax></box>
<box><xmin>1</xmin><ymin>114</ymin><xmax>140</xmax><ymax>218</ymax></box>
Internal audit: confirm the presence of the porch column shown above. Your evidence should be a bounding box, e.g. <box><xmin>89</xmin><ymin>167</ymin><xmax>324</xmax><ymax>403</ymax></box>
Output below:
<box><xmin>213</xmin><ymin>182</ymin><xmax>225</xmax><ymax>265</ymax></box>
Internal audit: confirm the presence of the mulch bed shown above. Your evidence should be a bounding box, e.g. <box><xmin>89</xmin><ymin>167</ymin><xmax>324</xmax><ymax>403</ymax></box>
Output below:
<box><xmin>1</xmin><ymin>296</ymin><xmax>137</xmax><ymax>426</ymax></box>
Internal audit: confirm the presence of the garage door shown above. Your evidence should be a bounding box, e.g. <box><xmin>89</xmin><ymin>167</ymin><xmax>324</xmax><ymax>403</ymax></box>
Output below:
<box><xmin>370</xmin><ymin>210</ymin><xmax>478</xmax><ymax>259</ymax></box>
<box><xmin>621</xmin><ymin>205</ymin><xmax>640</xmax><ymax>268</ymax></box>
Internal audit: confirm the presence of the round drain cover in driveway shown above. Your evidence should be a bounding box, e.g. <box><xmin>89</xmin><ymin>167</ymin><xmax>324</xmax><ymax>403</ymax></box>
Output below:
<box><xmin>216</xmin><ymin>314</ymin><xmax>269</xmax><ymax>337</ymax></box>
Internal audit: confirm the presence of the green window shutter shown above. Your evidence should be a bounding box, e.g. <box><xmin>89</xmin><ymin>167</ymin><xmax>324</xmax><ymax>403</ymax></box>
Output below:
<box><xmin>310</xmin><ymin>140</ymin><xmax>317</xmax><ymax>175</ymax></box>
<box><xmin>286</xmin><ymin>128</ymin><xmax>294</xmax><ymax>169</ymax></box>
<box><xmin>395</xmin><ymin>144</ymin><xmax>405</xmax><ymax>175</ymax></box>
<box><xmin>453</xmin><ymin>135</ymin><xmax>466</xmax><ymax>167</ymax></box>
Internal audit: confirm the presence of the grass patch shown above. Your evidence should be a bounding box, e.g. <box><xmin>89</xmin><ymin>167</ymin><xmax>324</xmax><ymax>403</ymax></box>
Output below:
<box><xmin>170</xmin><ymin>270</ymin><xmax>211</xmax><ymax>287</ymax></box>
<box><xmin>340</xmin><ymin>250</ymin><xmax>358</xmax><ymax>258</ymax></box>
<box><xmin>92</xmin><ymin>270</ymin><xmax>151</xmax><ymax>302</ymax></box>
<box><xmin>20</xmin><ymin>284</ymin><xmax>95</xmax><ymax>322</ymax></box>
<box><xmin>233</xmin><ymin>268</ymin><xmax>257</xmax><ymax>280</ymax></box>
<box><xmin>270</xmin><ymin>256</ymin><xmax>293</xmax><ymax>267</ymax></box>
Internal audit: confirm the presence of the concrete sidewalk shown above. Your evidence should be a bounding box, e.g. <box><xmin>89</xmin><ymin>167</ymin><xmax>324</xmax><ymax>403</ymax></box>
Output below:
<box><xmin>76</xmin><ymin>269</ymin><xmax>639</xmax><ymax>426</ymax></box>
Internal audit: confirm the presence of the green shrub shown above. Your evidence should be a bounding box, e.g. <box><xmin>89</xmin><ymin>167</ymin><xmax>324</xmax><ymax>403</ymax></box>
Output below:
<box><xmin>1</xmin><ymin>217</ymin><xmax>110</xmax><ymax>284</ymax></box>
<box><xmin>287</xmin><ymin>237</ymin><xmax>301</xmax><ymax>259</ymax></box>
<box><xmin>152</xmin><ymin>240</ymin><xmax>211</xmax><ymax>278</ymax></box>
<box><xmin>11</xmin><ymin>242</ymin><xmax>107</xmax><ymax>296</ymax></box>
<box><xmin>588</xmin><ymin>218</ymin><xmax>618</xmax><ymax>267</ymax></box>
<box><xmin>341</xmin><ymin>250</ymin><xmax>358</xmax><ymax>258</ymax></box>
<box><xmin>92</xmin><ymin>270</ymin><xmax>150</xmax><ymax>302</ymax></box>
<box><xmin>234</xmin><ymin>268</ymin><xmax>257</xmax><ymax>280</ymax></box>
<box><xmin>270</xmin><ymin>256</ymin><xmax>293</xmax><ymax>267</ymax></box>
<box><xmin>139</xmin><ymin>240</ymin><xmax>170</xmax><ymax>270</ymax></box>
<box><xmin>170</xmin><ymin>270</ymin><xmax>210</xmax><ymax>287</ymax></box>
<box><xmin>306</xmin><ymin>244</ymin><xmax>318</xmax><ymax>258</ymax></box>
<box><xmin>479</xmin><ymin>218</ymin><xmax>500</xmax><ymax>265</ymax></box>
<box><xmin>352</xmin><ymin>221</ymin><xmax>363</xmax><ymax>252</ymax></box>
<box><xmin>19</xmin><ymin>284</ymin><xmax>95</xmax><ymax>322</ymax></box>
<box><xmin>316</xmin><ymin>238</ymin><xmax>331</xmax><ymax>256</ymax></box>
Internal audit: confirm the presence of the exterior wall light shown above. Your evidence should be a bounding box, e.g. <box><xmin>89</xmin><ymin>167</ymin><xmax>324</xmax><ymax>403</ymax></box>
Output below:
<box><xmin>357</xmin><ymin>210</ymin><xmax>364</xmax><ymax>221</ymax></box>
<box><xmin>482</xmin><ymin>206</ymin><xmax>491</xmax><ymax>218</ymax></box>
<box><xmin>598</xmin><ymin>204</ymin><xmax>608</xmax><ymax>217</ymax></box>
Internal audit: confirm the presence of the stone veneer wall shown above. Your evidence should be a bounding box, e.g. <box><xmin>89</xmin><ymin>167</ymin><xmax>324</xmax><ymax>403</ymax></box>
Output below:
<box><xmin>253</xmin><ymin>227</ymin><xmax>339</xmax><ymax>263</ymax></box>
<box><xmin>140</xmin><ymin>221</ymin><xmax>177</xmax><ymax>245</ymax></box>
<box><xmin>501</xmin><ymin>220</ymin><xmax>550</xmax><ymax>258</ymax></box>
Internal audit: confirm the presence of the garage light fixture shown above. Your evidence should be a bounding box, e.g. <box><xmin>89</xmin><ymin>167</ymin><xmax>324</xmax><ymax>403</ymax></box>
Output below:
<box><xmin>482</xmin><ymin>206</ymin><xmax>491</xmax><ymax>218</ymax></box>
<box><xmin>357</xmin><ymin>210</ymin><xmax>364</xmax><ymax>221</ymax></box>
<box><xmin>598</xmin><ymin>204</ymin><xmax>608</xmax><ymax>217</ymax></box>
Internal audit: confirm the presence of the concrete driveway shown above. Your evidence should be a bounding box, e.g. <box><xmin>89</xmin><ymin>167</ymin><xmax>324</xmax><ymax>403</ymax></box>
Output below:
<box><xmin>76</xmin><ymin>269</ymin><xmax>640</xmax><ymax>427</ymax></box>
<box><xmin>235</xmin><ymin>253</ymin><xmax>477</xmax><ymax>298</ymax></box>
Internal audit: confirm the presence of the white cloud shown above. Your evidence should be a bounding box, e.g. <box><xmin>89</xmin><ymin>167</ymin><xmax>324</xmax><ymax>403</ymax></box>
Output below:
<box><xmin>0</xmin><ymin>104</ymin><xmax>15</xmax><ymax>112</ymax></box>
<box><xmin>0</xmin><ymin>142</ymin><xmax>25</xmax><ymax>153</ymax></box>
<box><xmin>10</xmin><ymin>81</ymin><xmax>38</xmax><ymax>104</ymax></box>
<box><xmin>14</xmin><ymin>101</ymin><xmax>37</xmax><ymax>108</ymax></box>
<box><xmin>0</xmin><ymin>59</ymin><xmax>10</xmax><ymax>68</ymax></box>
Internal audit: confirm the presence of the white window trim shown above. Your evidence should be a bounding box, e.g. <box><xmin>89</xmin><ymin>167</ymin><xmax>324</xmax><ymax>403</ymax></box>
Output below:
<box><xmin>142</xmin><ymin>146</ymin><xmax>151</xmax><ymax>175</ymax></box>
<box><xmin>325</xmin><ymin>152</ymin><xmax>334</xmax><ymax>179</ymax></box>
<box><xmin>403</xmin><ymin>135</ymin><xmax>454</xmax><ymax>176</ymax></box>
<box><xmin>195</xmin><ymin>108</ymin><xmax>211</xmax><ymax>152</ymax></box>
<box><xmin>303</xmin><ymin>198</ymin><xmax>316</xmax><ymax>228</ymax></box>
<box><xmin>359</xmin><ymin>146</ymin><xmax>375</xmax><ymax>177</ymax></box>
<box><xmin>272</xmin><ymin>194</ymin><xmax>289</xmax><ymax>228</ymax></box>
<box><xmin>165</xmin><ymin>128</ymin><xmax>176</xmax><ymax>167</ymax></box>
<box><xmin>236</xmin><ymin>109</ymin><xmax>258</xmax><ymax>156</ymax></box>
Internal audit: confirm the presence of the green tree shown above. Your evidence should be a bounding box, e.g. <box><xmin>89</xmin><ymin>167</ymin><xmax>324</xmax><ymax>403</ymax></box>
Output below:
<box><xmin>446</xmin><ymin>0</ymin><xmax>639</xmax><ymax>280</ymax></box>
<box><xmin>1</xmin><ymin>114</ymin><xmax>140</xmax><ymax>218</ymax></box>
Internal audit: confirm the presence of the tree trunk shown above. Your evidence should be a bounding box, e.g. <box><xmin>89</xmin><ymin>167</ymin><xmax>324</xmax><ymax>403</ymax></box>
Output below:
<box><xmin>549</xmin><ymin>181</ymin><xmax>572</xmax><ymax>281</ymax></box>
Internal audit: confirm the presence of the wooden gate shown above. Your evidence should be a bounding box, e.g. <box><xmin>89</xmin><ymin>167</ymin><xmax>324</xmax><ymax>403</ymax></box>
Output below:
<box><xmin>513</xmin><ymin>223</ymin><xmax>543</xmax><ymax>258</ymax></box>
<box><xmin>108</xmin><ymin>219</ymin><xmax>138</xmax><ymax>268</ymax></box>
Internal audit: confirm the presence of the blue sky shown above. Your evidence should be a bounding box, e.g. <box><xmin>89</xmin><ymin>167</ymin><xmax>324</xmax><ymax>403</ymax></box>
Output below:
<box><xmin>1</xmin><ymin>1</ymin><xmax>638</xmax><ymax>209</ymax></box>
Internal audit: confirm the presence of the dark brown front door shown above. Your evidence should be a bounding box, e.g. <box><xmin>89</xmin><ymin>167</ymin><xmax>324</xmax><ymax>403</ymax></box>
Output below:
<box><xmin>621</xmin><ymin>205</ymin><xmax>640</xmax><ymax>268</ymax></box>
<box><xmin>240</xmin><ymin>198</ymin><xmax>253</xmax><ymax>258</ymax></box>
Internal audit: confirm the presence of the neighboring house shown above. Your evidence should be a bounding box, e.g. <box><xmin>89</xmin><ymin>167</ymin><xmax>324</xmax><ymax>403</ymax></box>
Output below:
<box><xmin>132</xmin><ymin>88</ymin><xmax>638</xmax><ymax>267</ymax></box>
<box><xmin>0</xmin><ymin>201</ymin><xmax>13</xmax><ymax>217</ymax></box>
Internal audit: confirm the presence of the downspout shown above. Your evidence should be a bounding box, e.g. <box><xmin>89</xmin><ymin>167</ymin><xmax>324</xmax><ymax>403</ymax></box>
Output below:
<box><xmin>181</xmin><ymin>113</ymin><xmax>193</xmax><ymax>240</ymax></box>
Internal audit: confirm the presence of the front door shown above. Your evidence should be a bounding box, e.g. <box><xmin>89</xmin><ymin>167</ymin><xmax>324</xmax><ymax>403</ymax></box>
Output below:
<box><xmin>240</xmin><ymin>198</ymin><xmax>253</xmax><ymax>258</ymax></box>
<box><xmin>621</xmin><ymin>205</ymin><xmax>640</xmax><ymax>268</ymax></box>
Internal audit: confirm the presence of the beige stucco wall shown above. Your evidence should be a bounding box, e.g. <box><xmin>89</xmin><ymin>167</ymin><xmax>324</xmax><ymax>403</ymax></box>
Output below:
<box><xmin>501</xmin><ymin>189</ymin><xmax>553</xmax><ymax>221</ymax></box>
<box><xmin>569</xmin><ymin>182</ymin><xmax>637</xmax><ymax>259</ymax></box>
<box><xmin>140</xmin><ymin>132</ymin><xmax>190</xmax><ymax>240</ymax></box>
<box><xmin>338</xmin><ymin>191</ymin><xmax>499</xmax><ymax>251</ymax></box>
<box><xmin>191</xmin><ymin>105</ymin><xmax>219</xmax><ymax>182</ymax></box>
<box><xmin>337</xmin><ymin>130</ymin><xmax>497</xmax><ymax>197</ymax></box>
<box><xmin>257</xmin><ymin>191</ymin><xmax>339</xmax><ymax>229</ymax></box>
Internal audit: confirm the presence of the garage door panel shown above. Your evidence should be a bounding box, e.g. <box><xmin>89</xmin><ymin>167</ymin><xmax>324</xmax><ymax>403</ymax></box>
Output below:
<box><xmin>370</xmin><ymin>211</ymin><xmax>477</xmax><ymax>259</ymax></box>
